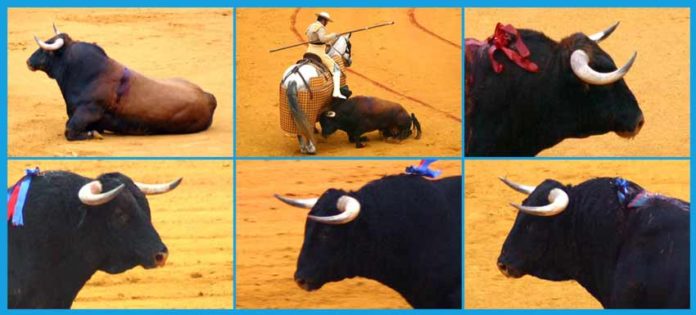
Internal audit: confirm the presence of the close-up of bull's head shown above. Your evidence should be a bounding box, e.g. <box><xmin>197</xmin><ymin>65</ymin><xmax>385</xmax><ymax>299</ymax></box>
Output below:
<box><xmin>559</xmin><ymin>23</ymin><xmax>644</xmax><ymax>139</ymax></box>
<box><xmin>274</xmin><ymin>189</ymin><xmax>361</xmax><ymax>291</ymax></box>
<box><xmin>496</xmin><ymin>177</ymin><xmax>627</xmax><ymax>281</ymax></box>
<box><xmin>466</xmin><ymin>22</ymin><xmax>647</xmax><ymax>156</ymax></box>
<box><xmin>26</xmin><ymin>24</ymin><xmax>75</xmax><ymax>76</ymax></box>
<box><xmin>74</xmin><ymin>173</ymin><xmax>182</xmax><ymax>274</ymax></box>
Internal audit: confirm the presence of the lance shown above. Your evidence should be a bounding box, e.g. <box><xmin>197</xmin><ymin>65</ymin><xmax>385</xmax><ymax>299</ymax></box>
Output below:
<box><xmin>269</xmin><ymin>21</ymin><xmax>395</xmax><ymax>53</ymax></box>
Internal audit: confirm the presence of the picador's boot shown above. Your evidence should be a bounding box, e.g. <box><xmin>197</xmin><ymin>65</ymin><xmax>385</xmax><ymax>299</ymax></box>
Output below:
<box><xmin>332</xmin><ymin>64</ymin><xmax>346</xmax><ymax>99</ymax></box>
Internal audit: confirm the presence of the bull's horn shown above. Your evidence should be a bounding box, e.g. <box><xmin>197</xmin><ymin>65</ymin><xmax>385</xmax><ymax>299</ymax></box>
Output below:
<box><xmin>135</xmin><ymin>178</ymin><xmax>182</xmax><ymax>195</ymax></box>
<box><xmin>52</xmin><ymin>23</ymin><xmax>61</xmax><ymax>35</ymax></box>
<box><xmin>274</xmin><ymin>194</ymin><xmax>318</xmax><ymax>209</ymax></box>
<box><xmin>570</xmin><ymin>50</ymin><xmax>637</xmax><ymax>85</ymax></box>
<box><xmin>587</xmin><ymin>21</ymin><xmax>619</xmax><ymax>42</ymax></box>
<box><xmin>510</xmin><ymin>188</ymin><xmax>569</xmax><ymax>217</ymax></box>
<box><xmin>499</xmin><ymin>177</ymin><xmax>536</xmax><ymax>195</ymax></box>
<box><xmin>78</xmin><ymin>181</ymin><xmax>125</xmax><ymax>206</ymax></box>
<box><xmin>309</xmin><ymin>195</ymin><xmax>360</xmax><ymax>225</ymax></box>
<box><xmin>34</xmin><ymin>35</ymin><xmax>64</xmax><ymax>51</ymax></box>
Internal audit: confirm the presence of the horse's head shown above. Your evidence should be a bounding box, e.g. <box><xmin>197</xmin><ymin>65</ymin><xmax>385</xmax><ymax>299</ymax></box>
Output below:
<box><xmin>329</xmin><ymin>33</ymin><xmax>352</xmax><ymax>67</ymax></box>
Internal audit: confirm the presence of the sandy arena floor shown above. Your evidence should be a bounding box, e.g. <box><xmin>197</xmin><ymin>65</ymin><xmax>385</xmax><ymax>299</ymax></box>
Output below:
<box><xmin>8</xmin><ymin>9</ymin><xmax>233</xmax><ymax>157</ymax></box>
<box><xmin>236</xmin><ymin>8</ymin><xmax>462</xmax><ymax>156</ymax></box>
<box><xmin>8</xmin><ymin>160</ymin><xmax>233</xmax><ymax>309</ymax></box>
<box><xmin>236</xmin><ymin>160</ymin><xmax>461</xmax><ymax>308</ymax></box>
<box><xmin>465</xmin><ymin>160</ymin><xmax>689</xmax><ymax>308</ymax></box>
<box><xmin>465</xmin><ymin>8</ymin><xmax>690</xmax><ymax>156</ymax></box>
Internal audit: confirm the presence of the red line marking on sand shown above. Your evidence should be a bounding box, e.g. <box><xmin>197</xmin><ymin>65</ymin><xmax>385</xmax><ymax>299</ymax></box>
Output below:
<box><xmin>289</xmin><ymin>8</ymin><xmax>461</xmax><ymax>123</ymax></box>
<box><xmin>407</xmin><ymin>8</ymin><xmax>462</xmax><ymax>49</ymax></box>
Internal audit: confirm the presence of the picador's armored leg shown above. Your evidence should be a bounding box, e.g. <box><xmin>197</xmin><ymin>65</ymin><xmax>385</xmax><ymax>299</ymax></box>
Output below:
<box><xmin>332</xmin><ymin>64</ymin><xmax>346</xmax><ymax>99</ymax></box>
<box><xmin>64</xmin><ymin>104</ymin><xmax>105</xmax><ymax>141</ymax></box>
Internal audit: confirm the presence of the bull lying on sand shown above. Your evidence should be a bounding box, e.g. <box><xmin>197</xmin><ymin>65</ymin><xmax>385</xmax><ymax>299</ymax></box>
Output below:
<box><xmin>275</xmin><ymin>174</ymin><xmax>461</xmax><ymax>308</ymax></box>
<box><xmin>319</xmin><ymin>96</ymin><xmax>422</xmax><ymax>148</ymax></box>
<box><xmin>498</xmin><ymin>177</ymin><xmax>689</xmax><ymax>308</ymax></box>
<box><xmin>27</xmin><ymin>25</ymin><xmax>216</xmax><ymax>141</ymax></box>
<box><xmin>9</xmin><ymin>169</ymin><xmax>181</xmax><ymax>308</ymax></box>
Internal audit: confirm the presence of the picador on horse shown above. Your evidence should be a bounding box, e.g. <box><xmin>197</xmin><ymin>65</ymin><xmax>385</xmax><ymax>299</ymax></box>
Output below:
<box><xmin>279</xmin><ymin>12</ymin><xmax>354</xmax><ymax>155</ymax></box>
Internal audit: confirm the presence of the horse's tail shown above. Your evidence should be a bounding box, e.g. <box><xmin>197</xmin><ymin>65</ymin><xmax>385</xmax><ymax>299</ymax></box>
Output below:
<box><xmin>286</xmin><ymin>81</ymin><xmax>315</xmax><ymax>144</ymax></box>
<box><xmin>411</xmin><ymin>113</ymin><xmax>422</xmax><ymax>140</ymax></box>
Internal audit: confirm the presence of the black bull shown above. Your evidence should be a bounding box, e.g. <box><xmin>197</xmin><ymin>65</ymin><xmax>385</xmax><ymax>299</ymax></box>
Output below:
<box><xmin>498</xmin><ymin>177</ymin><xmax>689</xmax><ymax>308</ymax></box>
<box><xmin>9</xmin><ymin>170</ymin><xmax>181</xmax><ymax>309</ymax></box>
<box><xmin>275</xmin><ymin>174</ymin><xmax>462</xmax><ymax>308</ymax></box>
<box><xmin>27</xmin><ymin>27</ymin><xmax>216</xmax><ymax>141</ymax></box>
<box><xmin>466</xmin><ymin>23</ymin><xmax>645</xmax><ymax>156</ymax></box>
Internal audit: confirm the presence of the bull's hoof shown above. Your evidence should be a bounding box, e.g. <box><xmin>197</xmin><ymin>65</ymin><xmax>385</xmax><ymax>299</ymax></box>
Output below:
<box><xmin>355</xmin><ymin>142</ymin><xmax>366</xmax><ymax>148</ymax></box>
<box><xmin>65</xmin><ymin>130</ymin><xmax>97</xmax><ymax>141</ymax></box>
<box><xmin>88</xmin><ymin>130</ymin><xmax>104</xmax><ymax>140</ymax></box>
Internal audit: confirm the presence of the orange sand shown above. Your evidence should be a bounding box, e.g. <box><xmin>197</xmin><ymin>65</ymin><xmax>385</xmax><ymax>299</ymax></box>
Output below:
<box><xmin>236</xmin><ymin>160</ymin><xmax>461</xmax><ymax>308</ymax></box>
<box><xmin>236</xmin><ymin>9</ymin><xmax>462</xmax><ymax>156</ymax></box>
<box><xmin>465</xmin><ymin>8</ymin><xmax>689</xmax><ymax>156</ymax></box>
<box><xmin>8</xmin><ymin>160</ymin><xmax>233</xmax><ymax>308</ymax></box>
<box><xmin>8</xmin><ymin>9</ymin><xmax>233</xmax><ymax>157</ymax></box>
<box><xmin>465</xmin><ymin>160</ymin><xmax>689</xmax><ymax>308</ymax></box>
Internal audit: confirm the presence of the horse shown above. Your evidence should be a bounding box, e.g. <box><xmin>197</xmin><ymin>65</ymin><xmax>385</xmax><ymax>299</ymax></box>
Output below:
<box><xmin>279</xmin><ymin>34</ymin><xmax>353</xmax><ymax>154</ymax></box>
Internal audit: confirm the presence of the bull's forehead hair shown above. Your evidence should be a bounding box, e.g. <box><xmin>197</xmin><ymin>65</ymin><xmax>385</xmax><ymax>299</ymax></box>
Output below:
<box><xmin>41</xmin><ymin>33</ymin><xmax>73</xmax><ymax>46</ymax></box>
<box><xmin>310</xmin><ymin>188</ymin><xmax>349</xmax><ymax>215</ymax></box>
<box><xmin>96</xmin><ymin>172</ymin><xmax>139</xmax><ymax>193</ymax></box>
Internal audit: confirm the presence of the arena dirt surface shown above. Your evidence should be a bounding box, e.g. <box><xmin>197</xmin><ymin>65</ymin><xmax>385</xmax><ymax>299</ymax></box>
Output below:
<box><xmin>8</xmin><ymin>160</ymin><xmax>233</xmax><ymax>309</ymax></box>
<box><xmin>465</xmin><ymin>160</ymin><xmax>689</xmax><ymax>309</ymax></box>
<box><xmin>8</xmin><ymin>9</ymin><xmax>233</xmax><ymax>157</ymax></box>
<box><xmin>236</xmin><ymin>160</ymin><xmax>461</xmax><ymax>308</ymax></box>
<box><xmin>236</xmin><ymin>8</ymin><xmax>462</xmax><ymax>156</ymax></box>
<box><xmin>465</xmin><ymin>8</ymin><xmax>690</xmax><ymax>157</ymax></box>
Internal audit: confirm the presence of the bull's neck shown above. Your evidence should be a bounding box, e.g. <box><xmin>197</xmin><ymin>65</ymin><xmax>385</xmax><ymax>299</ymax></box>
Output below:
<box><xmin>10</xmin><ymin>231</ymin><xmax>99</xmax><ymax>308</ymax></box>
<box><xmin>54</xmin><ymin>50</ymin><xmax>110</xmax><ymax>112</ymax></box>
<box><xmin>347</xmin><ymin>206</ymin><xmax>433</xmax><ymax>307</ymax></box>
<box><xmin>568</xmin><ymin>195</ymin><xmax>624</xmax><ymax>307</ymax></box>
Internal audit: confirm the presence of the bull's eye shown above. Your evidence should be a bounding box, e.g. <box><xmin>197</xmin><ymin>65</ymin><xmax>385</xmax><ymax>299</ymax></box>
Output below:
<box><xmin>112</xmin><ymin>207</ymin><xmax>130</xmax><ymax>227</ymax></box>
<box><xmin>318</xmin><ymin>227</ymin><xmax>331</xmax><ymax>242</ymax></box>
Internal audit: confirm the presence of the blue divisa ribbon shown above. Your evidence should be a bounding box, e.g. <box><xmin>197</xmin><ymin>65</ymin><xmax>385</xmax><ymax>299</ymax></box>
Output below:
<box><xmin>405</xmin><ymin>159</ymin><xmax>442</xmax><ymax>178</ymax></box>
<box><xmin>7</xmin><ymin>167</ymin><xmax>41</xmax><ymax>226</ymax></box>
<box><xmin>613</xmin><ymin>177</ymin><xmax>630</xmax><ymax>204</ymax></box>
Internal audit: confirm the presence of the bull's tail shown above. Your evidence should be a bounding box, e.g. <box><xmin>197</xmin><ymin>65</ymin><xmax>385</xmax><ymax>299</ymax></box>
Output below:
<box><xmin>286</xmin><ymin>81</ymin><xmax>315</xmax><ymax>143</ymax></box>
<box><xmin>206</xmin><ymin>92</ymin><xmax>218</xmax><ymax>113</ymax></box>
<box><xmin>201</xmin><ymin>92</ymin><xmax>217</xmax><ymax>130</ymax></box>
<box><xmin>411</xmin><ymin>113</ymin><xmax>422</xmax><ymax>139</ymax></box>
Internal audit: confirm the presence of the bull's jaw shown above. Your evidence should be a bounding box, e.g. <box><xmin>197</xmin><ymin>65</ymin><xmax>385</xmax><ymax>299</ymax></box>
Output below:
<box><xmin>615</xmin><ymin>126</ymin><xmax>642</xmax><ymax>139</ymax></box>
<box><xmin>497</xmin><ymin>261</ymin><xmax>525</xmax><ymax>279</ymax></box>
<box><xmin>294</xmin><ymin>276</ymin><xmax>324</xmax><ymax>291</ymax></box>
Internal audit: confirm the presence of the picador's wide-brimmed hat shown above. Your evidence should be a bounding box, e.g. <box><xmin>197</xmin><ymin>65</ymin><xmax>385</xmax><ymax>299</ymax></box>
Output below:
<box><xmin>315</xmin><ymin>12</ymin><xmax>333</xmax><ymax>22</ymax></box>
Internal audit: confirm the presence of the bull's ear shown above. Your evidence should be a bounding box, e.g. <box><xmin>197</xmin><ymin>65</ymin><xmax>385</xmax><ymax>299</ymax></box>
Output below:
<box><xmin>326</xmin><ymin>111</ymin><xmax>336</xmax><ymax>118</ymax></box>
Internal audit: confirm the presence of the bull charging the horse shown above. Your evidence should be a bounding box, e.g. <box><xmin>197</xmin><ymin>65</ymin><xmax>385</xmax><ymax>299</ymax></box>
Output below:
<box><xmin>275</xmin><ymin>12</ymin><xmax>394</xmax><ymax>154</ymax></box>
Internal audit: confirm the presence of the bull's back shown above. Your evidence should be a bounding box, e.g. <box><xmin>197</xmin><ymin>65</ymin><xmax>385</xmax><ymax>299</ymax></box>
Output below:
<box><xmin>616</xmin><ymin>200</ymin><xmax>690</xmax><ymax>308</ymax></box>
<box><xmin>115</xmin><ymin>71</ymin><xmax>216</xmax><ymax>133</ymax></box>
<box><xmin>350</xmin><ymin>96</ymin><xmax>411</xmax><ymax>127</ymax></box>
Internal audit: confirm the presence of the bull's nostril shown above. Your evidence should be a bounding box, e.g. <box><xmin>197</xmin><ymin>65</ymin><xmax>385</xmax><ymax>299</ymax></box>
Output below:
<box><xmin>497</xmin><ymin>262</ymin><xmax>507</xmax><ymax>271</ymax></box>
<box><xmin>637</xmin><ymin>118</ymin><xmax>645</xmax><ymax>129</ymax></box>
<box><xmin>154</xmin><ymin>252</ymin><xmax>168</xmax><ymax>267</ymax></box>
